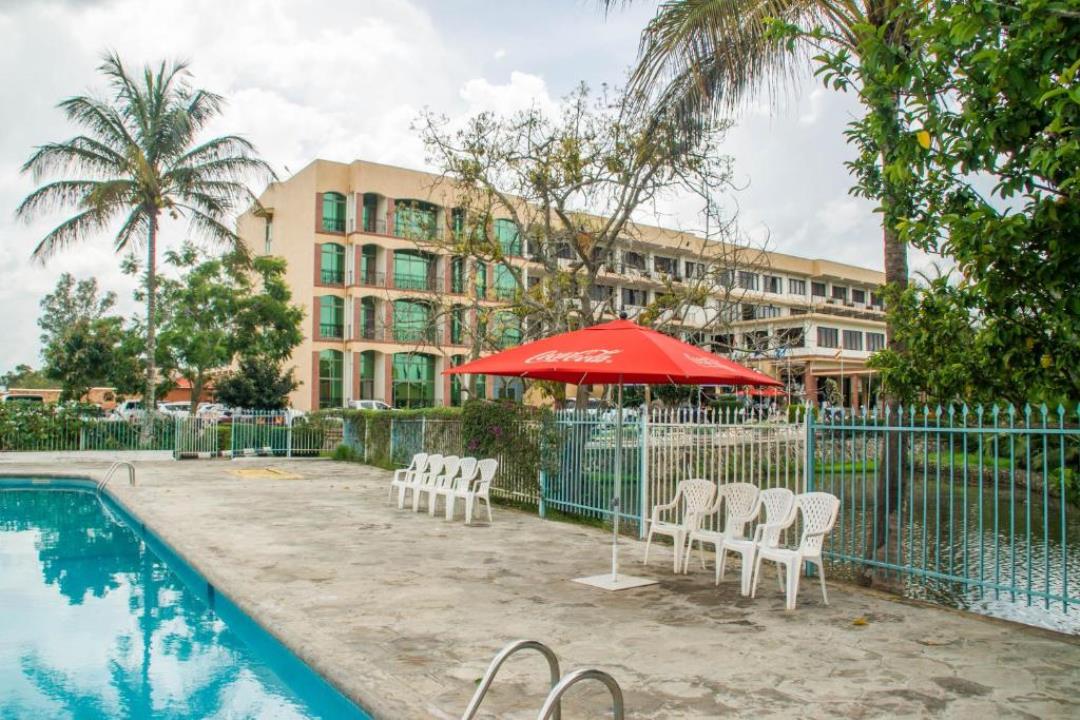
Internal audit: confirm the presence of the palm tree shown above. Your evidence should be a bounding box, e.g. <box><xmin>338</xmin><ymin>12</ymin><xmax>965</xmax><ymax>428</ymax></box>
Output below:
<box><xmin>17</xmin><ymin>53</ymin><xmax>274</xmax><ymax>424</ymax></box>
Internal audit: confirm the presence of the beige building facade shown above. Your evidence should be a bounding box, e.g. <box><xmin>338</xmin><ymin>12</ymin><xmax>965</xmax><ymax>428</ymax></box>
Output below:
<box><xmin>238</xmin><ymin>159</ymin><xmax>887</xmax><ymax>412</ymax></box>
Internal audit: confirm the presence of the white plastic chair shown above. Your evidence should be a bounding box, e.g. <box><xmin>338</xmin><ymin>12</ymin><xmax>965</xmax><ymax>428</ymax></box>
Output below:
<box><xmin>682</xmin><ymin>482</ymin><xmax>759</xmax><ymax>575</ymax></box>
<box><xmin>752</xmin><ymin>492</ymin><xmax>840</xmax><ymax>610</ymax></box>
<box><xmin>399</xmin><ymin>453</ymin><xmax>443</xmax><ymax>509</ymax></box>
<box><xmin>419</xmin><ymin>455</ymin><xmax>461</xmax><ymax>515</ymax></box>
<box><xmin>720</xmin><ymin>487</ymin><xmax>796</xmax><ymax>595</ymax></box>
<box><xmin>644</xmin><ymin>479</ymin><xmax>716</xmax><ymax>573</ymax></box>
<box><xmin>438</xmin><ymin>457</ymin><xmax>478</xmax><ymax>519</ymax></box>
<box><xmin>413</xmin><ymin>455</ymin><xmax>457</xmax><ymax>512</ymax></box>
<box><xmin>388</xmin><ymin>453</ymin><xmax>428</xmax><ymax>503</ymax></box>
<box><xmin>455</xmin><ymin>458</ymin><xmax>497</xmax><ymax>525</ymax></box>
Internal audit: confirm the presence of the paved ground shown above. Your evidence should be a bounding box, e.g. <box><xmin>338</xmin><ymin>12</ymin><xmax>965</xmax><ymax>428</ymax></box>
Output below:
<box><xmin>7</xmin><ymin>460</ymin><xmax>1079</xmax><ymax>718</ymax></box>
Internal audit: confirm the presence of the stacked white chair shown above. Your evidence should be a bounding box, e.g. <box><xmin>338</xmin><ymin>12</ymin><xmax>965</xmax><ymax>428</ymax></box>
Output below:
<box><xmin>388</xmin><ymin>452</ymin><xmax>428</xmax><ymax>503</ymax></box>
<box><xmin>413</xmin><ymin>455</ymin><xmax>456</xmax><ymax>512</ymax></box>
<box><xmin>399</xmin><ymin>453</ymin><xmax>443</xmax><ymax>510</ymax></box>
<box><xmin>436</xmin><ymin>456</ymin><xmax>479</xmax><ymax>519</ymax></box>
<box><xmin>682</xmin><ymin>482</ymin><xmax>759</xmax><ymax>575</ymax></box>
<box><xmin>644</xmin><ymin>479</ymin><xmax>716</xmax><ymax>573</ymax></box>
<box><xmin>462</xmin><ymin>458</ymin><xmax>498</xmax><ymax>525</ymax></box>
<box><xmin>752</xmin><ymin>492</ymin><xmax>840</xmax><ymax>610</ymax></box>
<box><xmin>418</xmin><ymin>455</ymin><xmax>461</xmax><ymax>515</ymax></box>
<box><xmin>720</xmin><ymin>487</ymin><xmax>796</xmax><ymax>595</ymax></box>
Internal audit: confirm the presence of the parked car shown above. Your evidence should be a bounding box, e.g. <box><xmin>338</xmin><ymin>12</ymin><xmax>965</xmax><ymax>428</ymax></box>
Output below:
<box><xmin>349</xmin><ymin>399</ymin><xmax>391</xmax><ymax>411</ymax></box>
<box><xmin>158</xmin><ymin>401</ymin><xmax>192</xmax><ymax>417</ymax></box>
<box><xmin>1</xmin><ymin>394</ymin><xmax>46</xmax><ymax>405</ymax></box>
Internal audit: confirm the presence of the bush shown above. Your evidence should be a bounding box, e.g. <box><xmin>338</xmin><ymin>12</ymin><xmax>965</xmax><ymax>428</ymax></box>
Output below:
<box><xmin>332</xmin><ymin>443</ymin><xmax>360</xmax><ymax>462</ymax></box>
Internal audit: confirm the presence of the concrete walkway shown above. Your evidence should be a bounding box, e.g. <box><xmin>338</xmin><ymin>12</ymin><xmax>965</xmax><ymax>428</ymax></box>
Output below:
<box><xmin>8</xmin><ymin>460</ymin><xmax>1079</xmax><ymax>718</ymax></box>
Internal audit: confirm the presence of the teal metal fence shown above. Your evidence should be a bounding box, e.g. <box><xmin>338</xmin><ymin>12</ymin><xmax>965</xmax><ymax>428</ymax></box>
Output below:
<box><xmin>0</xmin><ymin>412</ymin><xmax>176</xmax><ymax>452</ymax></box>
<box><xmin>227</xmin><ymin>412</ymin><xmax>339</xmax><ymax>458</ymax></box>
<box><xmin>809</xmin><ymin>404</ymin><xmax>1079</xmax><ymax>632</ymax></box>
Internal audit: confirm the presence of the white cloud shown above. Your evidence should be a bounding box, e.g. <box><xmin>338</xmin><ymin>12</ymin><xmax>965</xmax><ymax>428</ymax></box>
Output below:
<box><xmin>493</xmin><ymin>48</ymin><xmax>506</xmax><ymax>61</ymax></box>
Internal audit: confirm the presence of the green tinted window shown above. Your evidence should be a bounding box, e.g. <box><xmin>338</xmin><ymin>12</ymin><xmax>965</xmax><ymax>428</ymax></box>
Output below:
<box><xmin>394</xmin><ymin>251</ymin><xmax>432</xmax><ymax>291</ymax></box>
<box><xmin>393</xmin><ymin>299</ymin><xmax>433</xmax><ymax>343</ymax></box>
<box><xmin>494</xmin><ymin>264</ymin><xmax>516</xmax><ymax>300</ymax></box>
<box><xmin>318</xmin><ymin>296</ymin><xmax>344</xmax><ymax>339</ymax></box>
<box><xmin>495</xmin><ymin>219</ymin><xmax>521</xmax><ymax>256</ymax></box>
<box><xmin>394</xmin><ymin>200</ymin><xmax>437</xmax><ymax>239</ymax></box>
<box><xmin>322</xmin><ymin>192</ymin><xmax>345</xmax><ymax>232</ymax></box>
<box><xmin>318</xmin><ymin>349</ymin><xmax>343</xmax><ymax>408</ymax></box>
<box><xmin>320</xmin><ymin>243</ymin><xmax>344</xmax><ymax>284</ymax></box>
<box><xmin>392</xmin><ymin>353</ymin><xmax>435</xmax><ymax>408</ymax></box>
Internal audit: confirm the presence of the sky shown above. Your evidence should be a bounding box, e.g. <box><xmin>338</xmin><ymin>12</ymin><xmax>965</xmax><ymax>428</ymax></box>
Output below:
<box><xmin>0</xmin><ymin>0</ymin><xmax>928</xmax><ymax>374</ymax></box>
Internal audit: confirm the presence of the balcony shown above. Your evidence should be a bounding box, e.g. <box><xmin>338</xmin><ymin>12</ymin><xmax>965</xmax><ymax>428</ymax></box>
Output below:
<box><xmin>352</xmin><ymin>271</ymin><xmax>387</xmax><ymax>289</ymax></box>
<box><xmin>320</xmin><ymin>269</ymin><xmax>345</xmax><ymax>285</ymax></box>
<box><xmin>392</xmin><ymin>327</ymin><xmax>439</xmax><ymax>344</ymax></box>
<box><xmin>393</xmin><ymin>273</ymin><xmax>440</xmax><ymax>293</ymax></box>
<box><xmin>319</xmin><ymin>323</ymin><xmax>344</xmax><ymax>340</ymax></box>
<box><xmin>322</xmin><ymin>217</ymin><xmax>345</xmax><ymax>233</ymax></box>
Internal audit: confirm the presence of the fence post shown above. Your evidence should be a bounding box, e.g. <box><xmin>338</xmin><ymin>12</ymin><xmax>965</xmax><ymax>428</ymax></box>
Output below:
<box><xmin>638</xmin><ymin>408</ymin><xmax>648</xmax><ymax>539</ymax></box>
<box><xmin>805</xmin><ymin>404</ymin><xmax>815</xmax><ymax>494</ymax></box>
<box><xmin>421</xmin><ymin>416</ymin><xmax>427</xmax><ymax>453</ymax></box>
<box><xmin>286</xmin><ymin>412</ymin><xmax>293</xmax><ymax>458</ymax></box>
<box><xmin>389</xmin><ymin>417</ymin><xmax>396</xmax><ymax>463</ymax></box>
<box><xmin>363</xmin><ymin>417</ymin><xmax>370</xmax><ymax>463</ymax></box>
<box><xmin>538</xmin><ymin>468</ymin><xmax>547</xmax><ymax>519</ymax></box>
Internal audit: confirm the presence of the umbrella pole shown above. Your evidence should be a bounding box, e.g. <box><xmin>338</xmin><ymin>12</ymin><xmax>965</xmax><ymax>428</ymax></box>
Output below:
<box><xmin>612</xmin><ymin>380</ymin><xmax>623</xmax><ymax>582</ymax></box>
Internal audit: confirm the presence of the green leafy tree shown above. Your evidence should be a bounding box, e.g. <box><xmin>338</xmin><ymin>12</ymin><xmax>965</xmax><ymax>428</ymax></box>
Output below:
<box><xmin>213</xmin><ymin>356</ymin><xmax>298</xmax><ymax>411</ymax></box>
<box><xmin>37</xmin><ymin>273</ymin><xmax>138</xmax><ymax>401</ymax></box>
<box><xmin>16</xmin><ymin>53</ymin><xmax>274</xmax><ymax>418</ymax></box>
<box><xmin>0</xmin><ymin>365</ymin><xmax>58</xmax><ymax>389</ymax></box>
<box><xmin>156</xmin><ymin>245</ymin><xmax>304</xmax><ymax>413</ymax></box>
<box><xmin>840</xmin><ymin>0</ymin><xmax>1080</xmax><ymax>403</ymax></box>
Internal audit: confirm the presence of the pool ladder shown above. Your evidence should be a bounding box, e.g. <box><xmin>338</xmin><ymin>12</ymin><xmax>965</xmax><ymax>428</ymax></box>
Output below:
<box><xmin>97</xmin><ymin>461</ymin><xmax>136</xmax><ymax>491</ymax></box>
<box><xmin>461</xmin><ymin>640</ymin><xmax>625</xmax><ymax>720</ymax></box>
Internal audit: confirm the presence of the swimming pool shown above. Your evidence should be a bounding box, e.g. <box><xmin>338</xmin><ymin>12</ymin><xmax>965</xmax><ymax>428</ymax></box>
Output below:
<box><xmin>0</xmin><ymin>477</ymin><xmax>372</xmax><ymax>720</ymax></box>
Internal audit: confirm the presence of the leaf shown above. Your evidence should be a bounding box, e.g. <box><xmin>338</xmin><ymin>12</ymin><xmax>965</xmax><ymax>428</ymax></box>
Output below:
<box><xmin>916</xmin><ymin>130</ymin><xmax>932</xmax><ymax>150</ymax></box>
<box><xmin>852</xmin><ymin>617</ymin><xmax>869</xmax><ymax>626</ymax></box>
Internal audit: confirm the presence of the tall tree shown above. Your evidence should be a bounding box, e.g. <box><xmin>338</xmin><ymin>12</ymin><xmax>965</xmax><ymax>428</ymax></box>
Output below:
<box><xmin>16</xmin><ymin>53</ymin><xmax>274</xmax><ymax>421</ymax></box>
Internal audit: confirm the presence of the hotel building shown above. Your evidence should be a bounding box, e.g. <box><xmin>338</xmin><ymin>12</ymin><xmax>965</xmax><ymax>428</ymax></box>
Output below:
<box><xmin>237</xmin><ymin>159</ymin><xmax>887</xmax><ymax>411</ymax></box>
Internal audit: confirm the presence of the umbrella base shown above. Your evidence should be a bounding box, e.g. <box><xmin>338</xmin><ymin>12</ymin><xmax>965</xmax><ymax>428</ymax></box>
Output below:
<box><xmin>571</xmin><ymin>573</ymin><xmax>659</xmax><ymax>591</ymax></box>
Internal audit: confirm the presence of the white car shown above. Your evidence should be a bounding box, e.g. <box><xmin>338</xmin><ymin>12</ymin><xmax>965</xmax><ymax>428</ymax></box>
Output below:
<box><xmin>158</xmin><ymin>401</ymin><xmax>192</xmax><ymax>417</ymax></box>
<box><xmin>349</xmin><ymin>399</ymin><xmax>392</xmax><ymax>411</ymax></box>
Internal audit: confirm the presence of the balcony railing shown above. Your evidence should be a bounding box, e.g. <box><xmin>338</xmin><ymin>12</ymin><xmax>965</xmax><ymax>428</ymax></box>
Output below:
<box><xmin>320</xmin><ymin>269</ymin><xmax>345</xmax><ymax>285</ymax></box>
<box><xmin>392</xmin><ymin>327</ymin><xmax>438</xmax><ymax>344</ymax></box>
<box><xmin>319</xmin><ymin>323</ymin><xmax>345</xmax><ymax>340</ymax></box>
<box><xmin>393</xmin><ymin>273</ymin><xmax>440</xmax><ymax>292</ymax></box>
<box><xmin>322</xmin><ymin>217</ymin><xmax>345</xmax><ymax>233</ymax></box>
<box><xmin>352</xmin><ymin>271</ymin><xmax>387</xmax><ymax>288</ymax></box>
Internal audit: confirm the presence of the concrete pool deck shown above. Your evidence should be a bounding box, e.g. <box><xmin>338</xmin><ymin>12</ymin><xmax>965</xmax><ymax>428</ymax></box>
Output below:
<box><xmin>8</xmin><ymin>460</ymin><xmax>1078</xmax><ymax>718</ymax></box>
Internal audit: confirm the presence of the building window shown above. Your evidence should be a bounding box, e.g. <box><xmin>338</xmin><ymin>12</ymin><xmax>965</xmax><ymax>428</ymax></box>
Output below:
<box><xmin>494</xmin><ymin>219</ymin><xmax>521</xmax><ymax>257</ymax></box>
<box><xmin>493</xmin><ymin>376</ymin><xmax>524</xmax><ymax>401</ymax></box>
<box><xmin>322</xmin><ymin>192</ymin><xmax>345</xmax><ymax>233</ymax></box>
<box><xmin>777</xmin><ymin>327</ymin><xmax>805</xmax><ymax>348</ymax></box>
<box><xmin>852</xmin><ymin>288</ymin><xmax>866</xmax><ymax>304</ymax></box>
<box><xmin>392</xmin><ymin>353</ymin><xmax>435</xmax><ymax>408</ymax></box>
<box><xmin>475</xmin><ymin>262</ymin><xmax>488</xmax><ymax>298</ymax></box>
<box><xmin>758</xmin><ymin>305</ymin><xmax>781</xmax><ymax>319</ymax></box>
<box><xmin>264</xmin><ymin>218</ymin><xmax>273</xmax><ymax>255</ymax></box>
<box><xmin>871</xmin><ymin>292</ymin><xmax>884</xmax><ymax>309</ymax></box>
<box><xmin>494</xmin><ymin>311</ymin><xmax>522</xmax><ymax>349</ymax></box>
<box><xmin>764</xmin><ymin>275</ymin><xmax>782</xmax><ymax>293</ymax></box>
<box><xmin>494</xmin><ymin>264</ymin><xmax>517</xmax><ymax>300</ymax></box>
<box><xmin>737</xmin><ymin>271</ymin><xmax>759</xmax><ymax>290</ymax></box>
<box><xmin>817</xmin><ymin>326</ymin><xmax>839</xmax><ymax>348</ymax></box>
<box><xmin>320</xmin><ymin>243</ymin><xmax>344</xmax><ymax>285</ymax></box>
<box><xmin>359</xmin><ymin>350</ymin><xmax>375</xmax><ymax>400</ymax></box>
<box><xmin>589</xmin><ymin>284</ymin><xmax>614</xmax><ymax>303</ymax></box>
<box><xmin>843</xmin><ymin>329</ymin><xmax>863</xmax><ymax>350</ymax></box>
<box><xmin>449</xmin><ymin>355</ymin><xmax>465</xmax><ymax>405</ymax></box>
<box><xmin>394</xmin><ymin>200</ymin><xmax>438</xmax><ymax>239</ymax></box>
<box><xmin>359</xmin><ymin>297</ymin><xmax>377</xmax><ymax>340</ymax></box>
<box><xmin>622</xmin><ymin>287</ymin><xmax>648</xmax><ymax>307</ymax></box>
<box><xmin>623</xmin><ymin>251</ymin><xmax>647</xmax><ymax>271</ymax></box>
<box><xmin>318</xmin><ymin>349</ymin><xmax>343</xmax><ymax>409</ymax></box>
<box><xmin>832</xmin><ymin>285</ymin><xmax>848</xmax><ymax>302</ymax></box>
<box><xmin>788</xmin><ymin>278</ymin><xmax>806</xmax><ymax>296</ymax></box>
<box><xmin>811</xmin><ymin>281</ymin><xmax>827</xmax><ymax>298</ymax></box>
<box><xmin>712</xmin><ymin>334</ymin><xmax>735</xmax><ymax>353</ymax></box>
<box><xmin>654</xmin><ymin>256</ymin><xmax>677</xmax><ymax>277</ymax></box>
<box><xmin>361</xmin><ymin>193</ymin><xmax>379</xmax><ymax>233</ymax></box>
<box><xmin>318</xmin><ymin>296</ymin><xmax>344</xmax><ymax>339</ymax></box>
<box><xmin>741</xmin><ymin>304</ymin><xmax>757</xmax><ymax>321</ymax></box>
<box><xmin>393</xmin><ymin>299</ymin><xmax>434</xmax><ymax>343</ymax></box>
<box><xmin>451</xmin><ymin>306</ymin><xmax>466</xmax><ymax>344</ymax></box>
<box><xmin>685</xmin><ymin>261</ymin><xmax>706</xmax><ymax>279</ymax></box>
<box><xmin>358</xmin><ymin>245</ymin><xmax>378</xmax><ymax>285</ymax></box>
<box><xmin>393</xmin><ymin>251</ymin><xmax>434</xmax><ymax>292</ymax></box>
<box><xmin>867</xmin><ymin>332</ymin><xmax>886</xmax><ymax>352</ymax></box>
<box><xmin>744</xmin><ymin>330</ymin><xmax>769</xmax><ymax>351</ymax></box>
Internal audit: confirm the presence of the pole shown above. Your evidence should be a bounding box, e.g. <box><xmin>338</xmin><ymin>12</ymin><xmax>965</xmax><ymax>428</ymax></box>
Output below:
<box><xmin>612</xmin><ymin>378</ymin><xmax>623</xmax><ymax>582</ymax></box>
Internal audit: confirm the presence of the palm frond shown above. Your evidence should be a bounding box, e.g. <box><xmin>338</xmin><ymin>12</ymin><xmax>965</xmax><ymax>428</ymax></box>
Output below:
<box><xmin>56</xmin><ymin>95</ymin><xmax>137</xmax><ymax>154</ymax></box>
<box><xmin>31</xmin><ymin>206</ymin><xmax>118</xmax><ymax>261</ymax></box>
<box><xmin>21</xmin><ymin>137</ymin><xmax>128</xmax><ymax>182</ymax></box>
<box><xmin>112</xmin><ymin>209</ymin><xmax>150</xmax><ymax>253</ymax></box>
<box><xmin>15</xmin><ymin>179</ymin><xmax>132</xmax><ymax>220</ymax></box>
<box><xmin>173</xmin><ymin>203</ymin><xmax>241</xmax><ymax>247</ymax></box>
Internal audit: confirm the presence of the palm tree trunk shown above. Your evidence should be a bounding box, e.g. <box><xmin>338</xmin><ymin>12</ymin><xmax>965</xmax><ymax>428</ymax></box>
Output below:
<box><xmin>142</xmin><ymin>215</ymin><xmax>159</xmax><ymax>445</ymax></box>
<box><xmin>866</xmin><ymin>91</ymin><xmax>909</xmax><ymax>591</ymax></box>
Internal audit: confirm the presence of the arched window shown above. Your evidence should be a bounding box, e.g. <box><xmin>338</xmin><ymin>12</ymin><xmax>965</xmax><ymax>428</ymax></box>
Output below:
<box><xmin>392</xmin><ymin>353</ymin><xmax>435</xmax><ymax>408</ymax></box>
<box><xmin>318</xmin><ymin>349</ymin><xmax>343</xmax><ymax>409</ymax></box>
<box><xmin>318</xmin><ymin>296</ymin><xmax>344</xmax><ymax>339</ymax></box>
<box><xmin>322</xmin><ymin>192</ymin><xmax>346</xmax><ymax>233</ymax></box>
<box><xmin>320</xmin><ymin>243</ymin><xmax>344</xmax><ymax>284</ymax></box>
<box><xmin>393</xmin><ymin>200</ymin><xmax>438</xmax><ymax>239</ymax></box>
<box><xmin>494</xmin><ymin>219</ymin><xmax>521</xmax><ymax>256</ymax></box>
<box><xmin>393</xmin><ymin>250</ymin><xmax>434</xmax><ymax>291</ymax></box>
<box><xmin>393</xmin><ymin>299</ymin><xmax>433</xmax><ymax>343</ymax></box>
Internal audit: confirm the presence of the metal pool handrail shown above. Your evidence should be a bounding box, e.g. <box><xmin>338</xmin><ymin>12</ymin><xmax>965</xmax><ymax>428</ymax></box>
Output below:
<box><xmin>536</xmin><ymin>668</ymin><xmax>624</xmax><ymax>720</ymax></box>
<box><xmin>97</xmin><ymin>461</ymin><xmax>136</xmax><ymax>491</ymax></box>
<box><xmin>462</xmin><ymin>640</ymin><xmax>562</xmax><ymax>720</ymax></box>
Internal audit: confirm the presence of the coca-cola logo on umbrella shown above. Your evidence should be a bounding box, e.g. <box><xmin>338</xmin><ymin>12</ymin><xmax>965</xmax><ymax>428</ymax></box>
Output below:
<box><xmin>524</xmin><ymin>349</ymin><xmax>622</xmax><ymax>364</ymax></box>
<box><xmin>683</xmin><ymin>352</ymin><xmax>731</xmax><ymax>369</ymax></box>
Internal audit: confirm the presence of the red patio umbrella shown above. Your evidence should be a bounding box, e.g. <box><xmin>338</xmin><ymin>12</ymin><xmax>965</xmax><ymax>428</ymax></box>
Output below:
<box><xmin>445</xmin><ymin>317</ymin><xmax>780</xmax><ymax>590</ymax></box>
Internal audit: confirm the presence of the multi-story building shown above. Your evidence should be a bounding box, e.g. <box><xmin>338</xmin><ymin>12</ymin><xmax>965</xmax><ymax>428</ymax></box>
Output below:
<box><xmin>238</xmin><ymin>159</ymin><xmax>887</xmax><ymax>411</ymax></box>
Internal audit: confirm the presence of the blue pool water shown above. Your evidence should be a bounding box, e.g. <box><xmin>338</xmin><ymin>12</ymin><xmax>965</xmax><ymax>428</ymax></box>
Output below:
<box><xmin>0</xmin><ymin>478</ymin><xmax>372</xmax><ymax>720</ymax></box>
